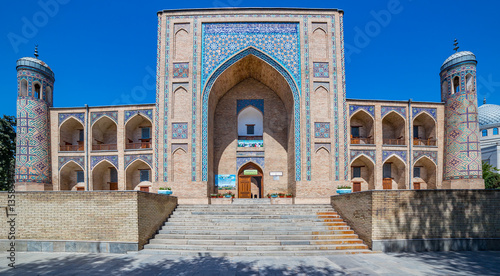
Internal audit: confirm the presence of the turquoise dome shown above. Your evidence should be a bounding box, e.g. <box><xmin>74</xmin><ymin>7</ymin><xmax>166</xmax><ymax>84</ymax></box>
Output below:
<box><xmin>478</xmin><ymin>104</ymin><xmax>500</xmax><ymax>129</ymax></box>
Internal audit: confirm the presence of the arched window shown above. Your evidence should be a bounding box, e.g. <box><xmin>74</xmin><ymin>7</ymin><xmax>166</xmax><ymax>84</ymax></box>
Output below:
<box><xmin>452</xmin><ymin>76</ymin><xmax>460</xmax><ymax>94</ymax></box>
<box><xmin>46</xmin><ymin>86</ymin><xmax>52</xmax><ymax>104</ymax></box>
<box><xmin>466</xmin><ymin>73</ymin><xmax>473</xmax><ymax>91</ymax></box>
<box><xmin>482</xmin><ymin>129</ymin><xmax>488</xmax><ymax>137</ymax></box>
<box><xmin>20</xmin><ymin>79</ymin><xmax>28</xmax><ymax>96</ymax></box>
<box><xmin>34</xmin><ymin>83</ymin><xmax>41</xmax><ymax>99</ymax></box>
<box><xmin>494</xmin><ymin>128</ymin><xmax>499</xmax><ymax>135</ymax></box>
<box><xmin>237</xmin><ymin>106</ymin><xmax>263</xmax><ymax>137</ymax></box>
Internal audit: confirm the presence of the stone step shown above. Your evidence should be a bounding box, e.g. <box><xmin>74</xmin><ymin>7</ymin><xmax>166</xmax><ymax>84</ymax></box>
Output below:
<box><xmin>232</xmin><ymin>199</ymin><xmax>272</xmax><ymax>204</ymax></box>
<box><xmin>148</xmin><ymin>239</ymin><xmax>364</xmax><ymax>246</ymax></box>
<box><xmin>136</xmin><ymin>249</ymin><xmax>374</xmax><ymax>256</ymax></box>
<box><xmin>169</xmin><ymin>214</ymin><xmax>340</xmax><ymax>219</ymax></box>
<box><xmin>158</xmin><ymin>229</ymin><xmax>355</xmax><ymax>235</ymax></box>
<box><xmin>167</xmin><ymin>218</ymin><xmax>344</xmax><ymax>223</ymax></box>
<box><xmin>161</xmin><ymin>224</ymin><xmax>347</xmax><ymax>230</ymax></box>
<box><xmin>153</xmin><ymin>234</ymin><xmax>360</xmax><ymax>240</ymax></box>
<box><xmin>143</xmin><ymin>244</ymin><xmax>369</xmax><ymax>251</ymax></box>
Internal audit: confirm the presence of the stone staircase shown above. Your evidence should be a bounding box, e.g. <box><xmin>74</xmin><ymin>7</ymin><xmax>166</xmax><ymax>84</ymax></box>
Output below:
<box><xmin>138</xmin><ymin>204</ymin><xmax>373</xmax><ymax>256</ymax></box>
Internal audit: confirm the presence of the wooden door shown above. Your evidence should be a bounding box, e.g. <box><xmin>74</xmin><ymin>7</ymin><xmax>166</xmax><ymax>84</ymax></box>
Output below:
<box><xmin>140</xmin><ymin>186</ymin><xmax>149</xmax><ymax>192</ymax></box>
<box><xmin>238</xmin><ymin>176</ymin><xmax>252</xmax><ymax>198</ymax></box>
<box><xmin>353</xmin><ymin>182</ymin><xmax>361</xmax><ymax>192</ymax></box>
<box><xmin>383</xmin><ymin>178</ymin><xmax>392</xmax><ymax>190</ymax></box>
<box><xmin>413</xmin><ymin>182</ymin><xmax>421</xmax><ymax>190</ymax></box>
<box><xmin>109</xmin><ymin>182</ymin><xmax>118</xmax><ymax>190</ymax></box>
<box><xmin>76</xmin><ymin>187</ymin><xmax>84</xmax><ymax>191</ymax></box>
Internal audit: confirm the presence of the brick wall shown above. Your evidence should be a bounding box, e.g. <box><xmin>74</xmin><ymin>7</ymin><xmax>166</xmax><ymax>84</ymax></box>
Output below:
<box><xmin>0</xmin><ymin>191</ymin><xmax>177</xmax><ymax>252</ymax></box>
<box><xmin>331</xmin><ymin>190</ymin><xmax>500</xmax><ymax>251</ymax></box>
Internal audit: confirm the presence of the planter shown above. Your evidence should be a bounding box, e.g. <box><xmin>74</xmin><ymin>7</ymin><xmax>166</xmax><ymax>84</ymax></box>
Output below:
<box><xmin>336</xmin><ymin>189</ymin><xmax>352</xmax><ymax>195</ymax></box>
<box><xmin>271</xmin><ymin>194</ymin><xmax>278</xmax><ymax>198</ymax></box>
<box><xmin>158</xmin><ymin>190</ymin><xmax>172</xmax><ymax>195</ymax></box>
<box><xmin>224</xmin><ymin>195</ymin><xmax>232</xmax><ymax>198</ymax></box>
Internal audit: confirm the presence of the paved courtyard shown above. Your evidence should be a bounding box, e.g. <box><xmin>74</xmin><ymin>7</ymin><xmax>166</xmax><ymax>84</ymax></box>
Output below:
<box><xmin>0</xmin><ymin>251</ymin><xmax>499</xmax><ymax>275</ymax></box>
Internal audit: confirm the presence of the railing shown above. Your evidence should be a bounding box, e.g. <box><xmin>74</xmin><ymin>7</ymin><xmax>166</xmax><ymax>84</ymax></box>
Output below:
<box><xmin>383</xmin><ymin>138</ymin><xmax>406</xmax><ymax>146</ymax></box>
<box><xmin>413</xmin><ymin>138</ymin><xmax>437</xmax><ymax>146</ymax></box>
<box><xmin>126</xmin><ymin>142</ymin><xmax>152</xmax><ymax>149</ymax></box>
<box><xmin>92</xmin><ymin>144</ymin><xmax>117</xmax><ymax>151</ymax></box>
<box><xmin>60</xmin><ymin>145</ymin><xmax>84</xmax><ymax>152</ymax></box>
<box><xmin>351</xmin><ymin>137</ymin><xmax>374</xmax><ymax>144</ymax></box>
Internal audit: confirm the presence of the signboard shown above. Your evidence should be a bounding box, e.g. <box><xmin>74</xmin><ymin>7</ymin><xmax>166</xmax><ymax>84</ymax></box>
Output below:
<box><xmin>215</xmin><ymin>175</ymin><xmax>236</xmax><ymax>188</ymax></box>
<box><xmin>237</xmin><ymin>140</ymin><xmax>264</xmax><ymax>148</ymax></box>
<box><xmin>270</xmin><ymin>171</ymin><xmax>283</xmax><ymax>176</ymax></box>
<box><xmin>244</xmin><ymin>169</ymin><xmax>258</xmax><ymax>176</ymax></box>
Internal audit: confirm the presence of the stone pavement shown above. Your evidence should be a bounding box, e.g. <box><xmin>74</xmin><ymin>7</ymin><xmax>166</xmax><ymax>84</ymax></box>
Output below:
<box><xmin>0</xmin><ymin>251</ymin><xmax>499</xmax><ymax>275</ymax></box>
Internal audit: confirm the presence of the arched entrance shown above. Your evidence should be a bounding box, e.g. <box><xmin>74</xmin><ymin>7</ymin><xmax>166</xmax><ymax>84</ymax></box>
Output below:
<box><xmin>238</xmin><ymin>163</ymin><xmax>264</xmax><ymax>198</ymax></box>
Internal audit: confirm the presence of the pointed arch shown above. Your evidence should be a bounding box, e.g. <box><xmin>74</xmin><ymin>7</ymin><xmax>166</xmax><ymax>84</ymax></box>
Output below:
<box><xmin>350</xmin><ymin>155</ymin><xmax>375</xmax><ymax>191</ymax></box>
<box><xmin>413</xmin><ymin>155</ymin><xmax>437</xmax><ymax>189</ymax></box>
<box><xmin>351</xmin><ymin>108</ymin><xmax>375</xmax><ymax>120</ymax></box>
<box><xmin>350</xmin><ymin>109</ymin><xmax>375</xmax><ymax>145</ymax></box>
<box><xmin>92</xmin><ymin>116</ymin><xmax>118</xmax><ymax>151</ymax></box>
<box><xmin>382</xmin><ymin>111</ymin><xmax>406</xmax><ymax>145</ymax></box>
<box><xmin>125</xmin><ymin>113</ymin><xmax>152</xmax><ymax>150</ymax></box>
<box><xmin>125</xmin><ymin>159</ymin><xmax>152</xmax><ymax>191</ymax></box>
<box><xmin>202</xmin><ymin>46</ymin><xmax>301</xmax><ymax>182</ymax></box>
<box><xmin>413</xmin><ymin>112</ymin><xmax>437</xmax><ymax>146</ymax></box>
<box><xmin>383</xmin><ymin>155</ymin><xmax>406</xmax><ymax>190</ymax></box>
<box><xmin>466</xmin><ymin>73</ymin><xmax>474</xmax><ymax>91</ymax></box>
<box><xmin>20</xmin><ymin>79</ymin><xmax>28</xmax><ymax>96</ymax></box>
<box><xmin>311</xmin><ymin>28</ymin><xmax>328</xmax><ymax>60</ymax></box>
<box><xmin>172</xmin><ymin>86</ymin><xmax>190</xmax><ymax>120</ymax></box>
<box><xmin>59</xmin><ymin>117</ymin><xmax>85</xmax><ymax>152</ymax></box>
<box><xmin>238</xmin><ymin>105</ymin><xmax>263</xmax><ymax>137</ymax></box>
<box><xmin>33</xmin><ymin>81</ymin><xmax>42</xmax><ymax>99</ymax></box>
<box><xmin>313</xmin><ymin>147</ymin><xmax>331</xmax><ymax>181</ymax></box>
<box><xmin>91</xmin><ymin>160</ymin><xmax>118</xmax><ymax>191</ymax></box>
<box><xmin>174</xmin><ymin>29</ymin><xmax>190</xmax><ymax>61</ymax></box>
<box><xmin>315</xmin><ymin>146</ymin><xmax>330</xmax><ymax>154</ymax></box>
<box><xmin>59</xmin><ymin>161</ymin><xmax>85</xmax><ymax>191</ymax></box>
<box><xmin>171</xmin><ymin>146</ymin><xmax>189</xmax><ymax>183</ymax></box>
<box><xmin>452</xmin><ymin>75</ymin><xmax>460</xmax><ymax>94</ymax></box>
<box><xmin>312</xmin><ymin>86</ymin><xmax>330</xmax><ymax>119</ymax></box>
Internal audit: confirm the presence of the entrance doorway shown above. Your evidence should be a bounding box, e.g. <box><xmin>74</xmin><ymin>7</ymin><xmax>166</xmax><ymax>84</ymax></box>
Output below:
<box><xmin>238</xmin><ymin>163</ymin><xmax>263</xmax><ymax>198</ymax></box>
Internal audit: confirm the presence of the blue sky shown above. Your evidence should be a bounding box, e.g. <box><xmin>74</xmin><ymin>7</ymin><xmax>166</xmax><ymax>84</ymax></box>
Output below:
<box><xmin>1</xmin><ymin>0</ymin><xmax>499</xmax><ymax>117</ymax></box>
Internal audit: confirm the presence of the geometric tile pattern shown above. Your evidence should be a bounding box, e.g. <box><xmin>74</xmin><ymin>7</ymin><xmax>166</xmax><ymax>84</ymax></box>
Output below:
<box><xmin>313</xmin><ymin>62</ymin><xmax>329</xmax><ymax>78</ymax></box>
<box><xmin>413</xmin><ymin>151</ymin><xmax>438</xmax><ymax>165</ymax></box>
<box><xmin>237</xmin><ymin>99</ymin><xmax>264</xmax><ymax>115</ymax></box>
<box><xmin>202</xmin><ymin>23</ymin><xmax>300</xmax><ymax>90</ymax></box>
<box><xmin>91</xmin><ymin>111</ymin><xmax>118</xmax><ymax>125</ymax></box>
<box><xmin>154</xmin><ymin>14</ymin><xmax>162</xmax><ymax>182</ymax></box>
<box><xmin>349</xmin><ymin>105</ymin><xmax>375</xmax><ymax>117</ymax></box>
<box><xmin>237</xmin><ymin>157</ymin><xmax>265</xmax><ymax>170</ymax></box>
<box><xmin>124</xmin><ymin>154</ymin><xmax>153</xmax><ymax>169</ymax></box>
<box><xmin>58</xmin><ymin>156</ymin><xmax>85</xmax><ymax>171</ymax></box>
<box><xmin>383</xmin><ymin>150</ymin><xmax>407</xmax><ymax>164</ymax></box>
<box><xmin>314</xmin><ymin>122</ymin><xmax>330</xmax><ymax>138</ymax></box>
<box><xmin>163</xmin><ymin>18</ymin><xmax>171</xmax><ymax>181</ymax></box>
<box><xmin>382</xmin><ymin>106</ymin><xmax>406</xmax><ymax>118</ymax></box>
<box><xmin>341</xmin><ymin>14</ymin><xmax>349</xmax><ymax>180</ymax></box>
<box><xmin>350</xmin><ymin>150</ymin><xmax>376</xmax><ymax>164</ymax></box>
<box><xmin>331</xmin><ymin>17</ymin><xmax>339</xmax><ymax>181</ymax></box>
<box><xmin>172</xmin><ymin>123</ymin><xmax>188</xmax><ymax>139</ymax></box>
<box><xmin>444</xmin><ymin>85</ymin><xmax>482</xmax><ymax>180</ymax></box>
<box><xmin>90</xmin><ymin>156</ymin><xmax>118</xmax><ymax>170</ymax></box>
<box><xmin>15</xmin><ymin>98</ymin><xmax>51</xmax><ymax>184</ymax></box>
<box><xmin>201</xmin><ymin>47</ymin><xmax>302</xmax><ymax>182</ymax></box>
<box><xmin>173</xmin><ymin>63</ymin><xmax>189</xmax><ymax>79</ymax></box>
<box><xmin>191</xmin><ymin>18</ymin><xmax>199</xmax><ymax>182</ymax></box>
<box><xmin>412</xmin><ymin>107</ymin><xmax>437</xmax><ymax>121</ymax></box>
<box><xmin>124</xmin><ymin>109</ymin><xmax>153</xmax><ymax>124</ymax></box>
<box><xmin>58</xmin><ymin>113</ymin><xmax>85</xmax><ymax>126</ymax></box>
<box><xmin>304</xmin><ymin>17</ymin><xmax>312</xmax><ymax>181</ymax></box>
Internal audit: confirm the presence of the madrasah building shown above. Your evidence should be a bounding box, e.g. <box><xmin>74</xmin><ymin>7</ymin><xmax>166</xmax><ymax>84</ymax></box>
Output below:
<box><xmin>14</xmin><ymin>8</ymin><xmax>484</xmax><ymax>204</ymax></box>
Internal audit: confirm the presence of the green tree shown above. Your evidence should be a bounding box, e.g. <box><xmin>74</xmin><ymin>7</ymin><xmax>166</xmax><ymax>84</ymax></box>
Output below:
<box><xmin>0</xmin><ymin>115</ymin><xmax>16</xmax><ymax>191</ymax></box>
<box><xmin>482</xmin><ymin>161</ymin><xmax>500</xmax><ymax>190</ymax></box>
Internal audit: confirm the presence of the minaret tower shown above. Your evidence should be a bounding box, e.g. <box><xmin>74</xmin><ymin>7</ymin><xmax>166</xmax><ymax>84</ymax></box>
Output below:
<box><xmin>15</xmin><ymin>46</ymin><xmax>55</xmax><ymax>191</ymax></box>
<box><xmin>440</xmin><ymin>40</ymin><xmax>484</xmax><ymax>189</ymax></box>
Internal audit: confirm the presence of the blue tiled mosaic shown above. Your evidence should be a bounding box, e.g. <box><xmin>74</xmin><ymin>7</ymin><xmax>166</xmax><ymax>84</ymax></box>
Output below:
<box><xmin>172</xmin><ymin>123</ymin><xmax>188</xmax><ymax>139</ymax></box>
<box><xmin>314</xmin><ymin>122</ymin><xmax>330</xmax><ymax>138</ymax></box>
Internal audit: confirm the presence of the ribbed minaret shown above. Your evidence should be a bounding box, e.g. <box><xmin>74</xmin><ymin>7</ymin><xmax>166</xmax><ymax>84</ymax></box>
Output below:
<box><xmin>440</xmin><ymin>47</ymin><xmax>484</xmax><ymax>189</ymax></box>
<box><xmin>15</xmin><ymin>48</ymin><xmax>55</xmax><ymax>191</ymax></box>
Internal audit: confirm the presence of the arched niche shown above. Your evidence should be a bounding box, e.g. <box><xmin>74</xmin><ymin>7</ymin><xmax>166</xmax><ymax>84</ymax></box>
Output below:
<box><xmin>313</xmin><ymin>147</ymin><xmax>331</xmax><ymax>181</ymax></box>
<box><xmin>174</xmin><ymin>29</ymin><xmax>190</xmax><ymax>61</ymax></box>
<box><xmin>466</xmin><ymin>73</ymin><xmax>473</xmax><ymax>91</ymax></box>
<box><xmin>311</xmin><ymin>28</ymin><xmax>328</xmax><ymax>60</ymax></box>
<box><xmin>92</xmin><ymin>160</ymin><xmax>118</xmax><ymax>190</ymax></box>
<box><xmin>33</xmin><ymin>82</ymin><xmax>42</xmax><ymax>99</ymax></box>
<box><xmin>383</xmin><ymin>156</ymin><xmax>406</xmax><ymax>190</ymax></box>
<box><xmin>237</xmin><ymin>106</ymin><xmax>263</xmax><ymax>138</ymax></box>
<box><xmin>172</xmin><ymin>148</ymin><xmax>189</xmax><ymax>183</ymax></box>
<box><xmin>452</xmin><ymin>76</ymin><xmax>460</xmax><ymax>94</ymax></box>
<box><xmin>350</xmin><ymin>110</ymin><xmax>374</xmax><ymax>144</ymax></box>
<box><xmin>173</xmin><ymin>87</ymin><xmax>190</xmax><ymax>120</ymax></box>
<box><xmin>125</xmin><ymin>159</ymin><xmax>152</xmax><ymax>191</ymax></box>
<box><xmin>206</xmin><ymin>50</ymin><xmax>297</xmax><ymax>193</ymax></box>
<box><xmin>382</xmin><ymin>112</ymin><xmax>406</xmax><ymax>145</ymax></box>
<box><xmin>92</xmin><ymin>116</ymin><xmax>117</xmax><ymax>151</ymax></box>
<box><xmin>59</xmin><ymin>117</ymin><xmax>84</xmax><ymax>152</ymax></box>
<box><xmin>59</xmin><ymin>161</ymin><xmax>85</xmax><ymax>191</ymax></box>
<box><xmin>350</xmin><ymin>155</ymin><xmax>375</xmax><ymax>191</ymax></box>
<box><xmin>312</xmin><ymin>86</ymin><xmax>330</xmax><ymax>119</ymax></box>
<box><xmin>413</xmin><ymin>112</ymin><xmax>436</xmax><ymax>146</ymax></box>
<box><xmin>413</xmin><ymin>156</ymin><xmax>437</xmax><ymax>189</ymax></box>
<box><xmin>125</xmin><ymin>115</ymin><xmax>152</xmax><ymax>150</ymax></box>
<box><xmin>20</xmin><ymin>79</ymin><xmax>28</xmax><ymax>96</ymax></box>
